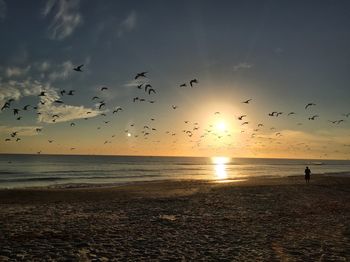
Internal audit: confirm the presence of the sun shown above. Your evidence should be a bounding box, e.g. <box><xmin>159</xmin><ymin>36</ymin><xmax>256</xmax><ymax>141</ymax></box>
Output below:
<box><xmin>216</xmin><ymin>121</ymin><xmax>226</xmax><ymax>132</ymax></box>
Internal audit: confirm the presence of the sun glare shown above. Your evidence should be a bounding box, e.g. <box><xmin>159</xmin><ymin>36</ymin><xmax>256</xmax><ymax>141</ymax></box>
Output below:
<box><xmin>216</xmin><ymin>121</ymin><xmax>226</xmax><ymax>131</ymax></box>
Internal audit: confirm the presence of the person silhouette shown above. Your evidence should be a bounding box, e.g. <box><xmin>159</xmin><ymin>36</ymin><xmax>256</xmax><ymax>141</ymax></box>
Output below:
<box><xmin>304</xmin><ymin>166</ymin><xmax>311</xmax><ymax>183</ymax></box>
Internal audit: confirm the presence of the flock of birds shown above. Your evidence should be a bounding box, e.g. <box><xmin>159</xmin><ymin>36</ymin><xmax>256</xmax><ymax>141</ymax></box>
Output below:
<box><xmin>1</xmin><ymin>64</ymin><xmax>350</xmax><ymax>157</ymax></box>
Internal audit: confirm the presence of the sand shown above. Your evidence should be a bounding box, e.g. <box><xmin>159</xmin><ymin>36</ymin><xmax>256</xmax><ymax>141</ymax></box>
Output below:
<box><xmin>0</xmin><ymin>174</ymin><xmax>349</xmax><ymax>261</ymax></box>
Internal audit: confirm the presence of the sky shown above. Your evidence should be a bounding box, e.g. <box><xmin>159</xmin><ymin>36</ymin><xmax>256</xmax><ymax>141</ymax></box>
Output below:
<box><xmin>0</xmin><ymin>0</ymin><xmax>349</xmax><ymax>159</ymax></box>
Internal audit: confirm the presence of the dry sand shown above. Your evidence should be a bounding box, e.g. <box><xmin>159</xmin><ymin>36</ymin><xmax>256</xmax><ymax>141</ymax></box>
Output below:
<box><xmin>0</xmin><ymin>174</ymin><xmax>349</xmax><ymax>261</ymax></box>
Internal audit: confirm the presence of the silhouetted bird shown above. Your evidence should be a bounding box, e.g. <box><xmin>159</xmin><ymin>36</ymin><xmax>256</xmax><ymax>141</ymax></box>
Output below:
<box><xmin>242</xmin><ymin>99</ymin><xmax>252</xmax><ymax>104</ymax></box>
<box><xmin>23</xmin><ymin>105</ymin><xmax>31</xmax><ymax>110</ymax></box>
<box><xmin>308</xmin><ymin>115</ymin><xmax>319</xmax><ymax>120</ymax></box>
<box><xmin>238</xmin><ymin>115</ymin><xmax>246</xmax><ymax>120</ymax></box>
<box><xmin>99</xmin><ymin>102</ymin><xmax>106</xmax><ymax>109</ymax></box>
<box><xmin>241</xmin><ymin>122</ymin><xmax>249</xmax><ymax>125</ymax></box>
<box><xmin>67</xmin><ymin>90</ymin><xmax>75</xmax><ymax>95</ymax></box>
<box><xmin>172</xmin><ymin>105</ymin><xmax>178</xmax><ymax>109</ymax></box>
<box><xmin>189</xmin><ymin>79</ymin><xmax>198</xmax><ymax>87</ymax></box>
<box><xmin>148</xmin><ymin>88</ymin><xmax>156</xmax><ymax>95</ymax></box>
<box><xmin>92</xmin><ymin>96</ymin><xmax>100</xmax><ymax>100</ymax></box>
<box><xmin>38</xmin><ymin>91</ymin><xmax>46</xmax><ymax>97</ymax></box>
<box><xmin>73</xmin><ymin>64</ymin><xmax>84</xmax><ymax>72</ymax></box>
<box><xmin>1</xmin><ymin>102</ymin><xmax>10</xmax><ymax>111</ymax></box>
<box><xmin>113</xmin><ymin>107</ymin><xmax>123</xmax><ymax>114</ymax></box>
<box><xmin>137</xmin><ymin>84</ymin><xmax>143</xmax><ymax>89</ymax></box>
<box><xmin>101</xmin><ymin>87</ymin><xmax>108</xmax><ymax>91</ymax></box>
<box><xmin>133</xmin><ymin>97</ymin><xmax>139</xmax><ymax>102</ymax></box>
<box><xmin>60</xmin><ymin>90</ymin><xmax>66</xmax><ymax>96</ymax></box>
<box><xmin>305</xmin><ymin>103</ymin><xmax>316</xmax><ymax>109</ymax></box>
<box><xmin>288</xmin><ymin>112</ymin><xmax>295</xmax><ymax>116</ymax></box>
<box><xmin>13</xmin><ymin>109</ymin><xmax>20</xmax><ymax>115</ymax></box>
<box><xmin>135</xmin><ymin>72</ymin><xmax>147</xmax><ymax>79</ymax></box>
<box><xmin>54</xmin><ymin>100</ymin><xmax>64</xmax><ymax>104</ymax></box>
<box><xmin>180</xmin><ymin>83</ymin><xmax>187</xmax><ymax>87</ymax></box>
<box><xmin>144</xmin><ymin>84</ymin><xmax>152</xmax><ymax>92</ymax></box>
<box><xmin>70</xmin><ymin>122</ymin><xmax>76</xmax><ymax>127</ymax></box>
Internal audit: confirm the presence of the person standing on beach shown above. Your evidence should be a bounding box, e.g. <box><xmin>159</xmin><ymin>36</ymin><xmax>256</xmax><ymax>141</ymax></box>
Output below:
<box><xmin>304</xmin><ymin>166</ymin><xmax>311</xmax><ymax>183</ymax></box>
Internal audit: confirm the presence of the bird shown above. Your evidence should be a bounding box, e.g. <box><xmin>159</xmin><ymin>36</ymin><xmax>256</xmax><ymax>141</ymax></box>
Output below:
<box><xmin>172</xmin><ymin>105</ymin><xmax>178</xmax><ymax>109</ymax></box>
<box><xmin>180</xmin><ymin>83</ymin><xmax>187</xmax><ymax>87</ymax></box>
<box><xmin>38</xmin><ymin>91</ymin><xmax>46</xmax><ymax>97</ymax></box>
<box><xmin>23</xmin><ymin>105</ymin><xmax>31</xmax><ymax>110</ymax></box>
<box><xmin>276</xmin><ymin>112</ymin><xmax>283</xmax><ymax>117</ymax></box>
<box><xmin>16</xmin><ymin>117</ymin><xmax>22</xmax><ymax>120</ymax></box>
<box><xmin>148</xmin><ymin>88</ymin><xmax>156</xmax><ymax>95</ymax></box>
<box><xmin>305</xmin><ymin>103</ymin><xmax>316</xmax><ymax>109</ymax></box>
<box><xmin>268</xmin><ymin>112</ymin><xmax>277</xmax><ymax>116</ymax></box>
<box><xmin>113</xmin><ymin>107</ymin><xmax>123</xmax><ymax>114</ymax></box>
<box><xmin>242</xmin><ymin>99</ymin><xmax>252</xmax><ymax>104</ymax></box>
<box><xmin>60</xmin><ymin>90</ymin><xmax>66</xmax><ymax>96</ymax></box>
<box><xmin>214</xmin><ymin>112</ymin><xmax>220</xmax><ymax>115</ymax></box>
<box><xmin>241</xmin><ymin>122</ymin><xmax>249</xmax><ymax>125</ymax></box>
<box><xmin>189</xmin><ymin>79</ymin><xmax>198</xmax><ymax>87</ymax></box>
<box><xmin>92</xmin><ymin>96</ymin><xmax>100</xmax><ymax>100</ymax></box>
<box><xmin>149</xmin><ymin>100</ymin><xmax>155</xmax><ymax>103</ymax></box>
<box><xmin>308</xmin><ymin>115</ymin><xmax>319</xmax><ymax>120</ymax></box>
<box><xmin>135</xmin><ymin>72</ymin><xmax>147</xmax><ymax>79</ymax></box>
<box><xmin>54</xmin><ymin>100</ymin><xmax>64</xmax><ymax>104</ymax></box>
<box><xmin>52</xmin><ymin>114</ymin><xmax>59</xmax><ymax>118</ymax></box>
<box><xmin>48</xmin><ymin>140</ymin><xmax>53</xmax><ymax>143</ymax></box>
<box><xmin>288</xmin><ymin>112</ymin><xmax>295</xmax><ymax>116</ymax></box>
<box><xmin>73</xmin><ymin>64</ymin><xmax>84</xmax><ymax>72</ymax></box>
<box><xmin>36</xmin><ymin>128</ymin><xmax>42</xmax><ymax>132</ymax></box>
<box><xmin>16</xmin><ymin>138</ymin><xmax>21</xmax><ymax>142</ymax></box>
<box><xmin>13</xmin><ymin>109</ymin><xmax>20</xmax><ymax>115</ymax></box>
<box><xmin>133</xmin><ymin>97</ymin><xmax>139</xmax><ymax>102</ymax></box>
<box><xmin>99</xmin><ymin>102</ymin><xmax>106</xmax><ymax>110</ymax></box>
<box><xmin>67</xmin><ymin>90</ymin><xmax>75</xmax><ymax>95</ymax></box>
<box><xmin>10</xmin><ymin>132</ymin><xmax>18</xmax><ymax>137</ymax></box>
<box><xmin>70</xmin><ymin>122</ymin><xmax>76</xmax><ymax>127</ymax></box>
<box><xmin>1</xmin><ymin>102</ymin><xmax>10</xmax><ymax>111</ymax></box>
<box><xmin>342</xmin><ymin>113</ymin><xmax>350</xmax><ymax>118</ymax></box>
<box><xmin>144</xmin><ymin>84</ymin><xmax>152</xmax><ymax>92</ymax></box>
<box><xmin>137</xmin><ymin>84</ymin><xmax>143</xmax><ymax>89</ymax></box>
<box><xmin>258</xmin><ymin>123</ymin><xmax>264</xmax><ymax>127</ymax></box>
<box><xmin>101</xmin><ymin>86</ymin><xmax>108</xmax><ymax>91</ymax></box>
<box><xmin>237</xmin><ymin>115</ymin><xmax>246</xmax><ymax>120</ymax></box>
<box><xmin>336</xmin><ymin>120</ymin><xmax>344</xmax><ymax>124</ymax></box>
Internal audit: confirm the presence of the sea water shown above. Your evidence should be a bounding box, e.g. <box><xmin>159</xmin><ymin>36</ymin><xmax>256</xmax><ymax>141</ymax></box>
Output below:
<box><xmin>0</xmin><ymin>154</ymin><xmax>350</xmax><ymax>188</ymax></box>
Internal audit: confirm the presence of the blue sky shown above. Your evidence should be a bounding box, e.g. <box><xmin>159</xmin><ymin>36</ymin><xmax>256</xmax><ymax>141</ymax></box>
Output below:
<box><xmin>0</xmin><ymin>0</ymin><xmax>349</xmax><ymax>158</ymax></box>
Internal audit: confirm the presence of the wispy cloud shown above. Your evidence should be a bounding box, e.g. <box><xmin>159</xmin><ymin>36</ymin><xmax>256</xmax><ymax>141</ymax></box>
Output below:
<box><xmin>0</xmin><ymin>0</ymin><xmax>6</xmax><ymax>20</ymax></box>
<box><xmin>0</xmin><ymin>125</ymin><xmax>42</xmax><ymax>137</ymax></box>
<box><xmin>117</xmin><ymin>11</ymin><xmax>137</xmax><ymax>38</ymax></box>
<box><xmin>233</xmin><ymin>62</ymin><xmax>253</xmax><ymax>72</ymax></box>
<box><xmin>48</xmin><ymin>60</ymin><xmax>73</xmax><ymax>81</ymax></box>
<box><xmin>0</xmin><ymin>78</ymin><xmax>102</xmax><ymax>124</ymax></box>
<box><xmin>42</xmin><ymin>0</ymin><xmax>83</xmax><ymax>40</ymax></box>
<box><xmin>5</xmin><ymin>66</ymin><xmax>31</xmax><ymax>78</ymax></box>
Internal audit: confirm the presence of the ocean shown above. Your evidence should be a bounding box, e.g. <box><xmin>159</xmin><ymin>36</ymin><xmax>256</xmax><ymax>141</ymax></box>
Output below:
<box><xmin>0</xmin><ymin>154</ymin><xmax>350</xmax><ymax>188</ymax></box>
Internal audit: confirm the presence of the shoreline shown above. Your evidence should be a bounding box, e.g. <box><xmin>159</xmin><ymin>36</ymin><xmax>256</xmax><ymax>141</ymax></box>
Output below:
<box><xmin>0</xmin><ymin>171</ymin><xmax>349</xmax><ymax>191</ymax></box>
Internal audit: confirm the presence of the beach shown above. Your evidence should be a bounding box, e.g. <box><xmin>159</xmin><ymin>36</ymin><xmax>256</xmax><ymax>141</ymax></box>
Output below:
<box><xmin>0</xmin><ymin>174</ymin><xmax>349</xmax><ymax>261</ymax></box>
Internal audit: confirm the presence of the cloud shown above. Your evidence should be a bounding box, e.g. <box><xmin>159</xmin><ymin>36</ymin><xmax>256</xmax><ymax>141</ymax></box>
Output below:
<box><xmin>0</xmin><ymin>125</ymin><xmax>42</xmax><ymax>137</ymax></box>
<box><xmin>5</xmin><ymin>66</ymin><xmax>31</xmax><ymax>77</ymax></box>
<box><xmin>117</xmin><ymin>11</ymin><xmax>137</xmax><ymax>38</ymax></box>
<box><xmin>0</xmin><ymin>0</ymin><xmax>6</xmax><ymax>20</ymax></box>
<box><xmin>0</xmin><ymin>78</ymin><xmax>102</xmax><ymax>124</ymax></box>
<box><xmin>233</xmin><ymin>62</ymin><xmax>253</xmax><ymax>72</ymax></box>
<box><xmin>123</xmin><ymin>78</ymin><xmax>149</xmax><ymax>88</ymax></box>
<box><xmin>48</xmin><ymin>60</ymin><xmax>73</xmax><ymax>81</ymax></box>
<box><xmin>43</xmin><ymin>0</ymin><xmax>83</xmax><ymax>40</ymax></box>
<box><xmin>37</xmin><ymin>103</ymin><xmax>102</xmax><ymax>124</ymax></box>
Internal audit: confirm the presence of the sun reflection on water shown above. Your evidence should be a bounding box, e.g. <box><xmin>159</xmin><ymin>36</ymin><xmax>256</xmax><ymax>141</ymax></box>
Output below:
<box><xmin>212</xmin><ymin>156</ymin><xmax>230</xmax><ymax>180</ymax></box>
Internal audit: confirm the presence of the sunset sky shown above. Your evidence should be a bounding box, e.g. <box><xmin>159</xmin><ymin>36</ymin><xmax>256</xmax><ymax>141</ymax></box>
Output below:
<box><xmin>0</xmin><ymin>0</ymin><xmax>349</xmax><ymax>159</ymax></box>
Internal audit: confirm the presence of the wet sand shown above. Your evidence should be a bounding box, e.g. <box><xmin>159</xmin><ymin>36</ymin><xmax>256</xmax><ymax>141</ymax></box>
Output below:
<box><xmin>0</xmin><ymin>174</ymin><xmax>349</xmax><ymax>261</ymax></box>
